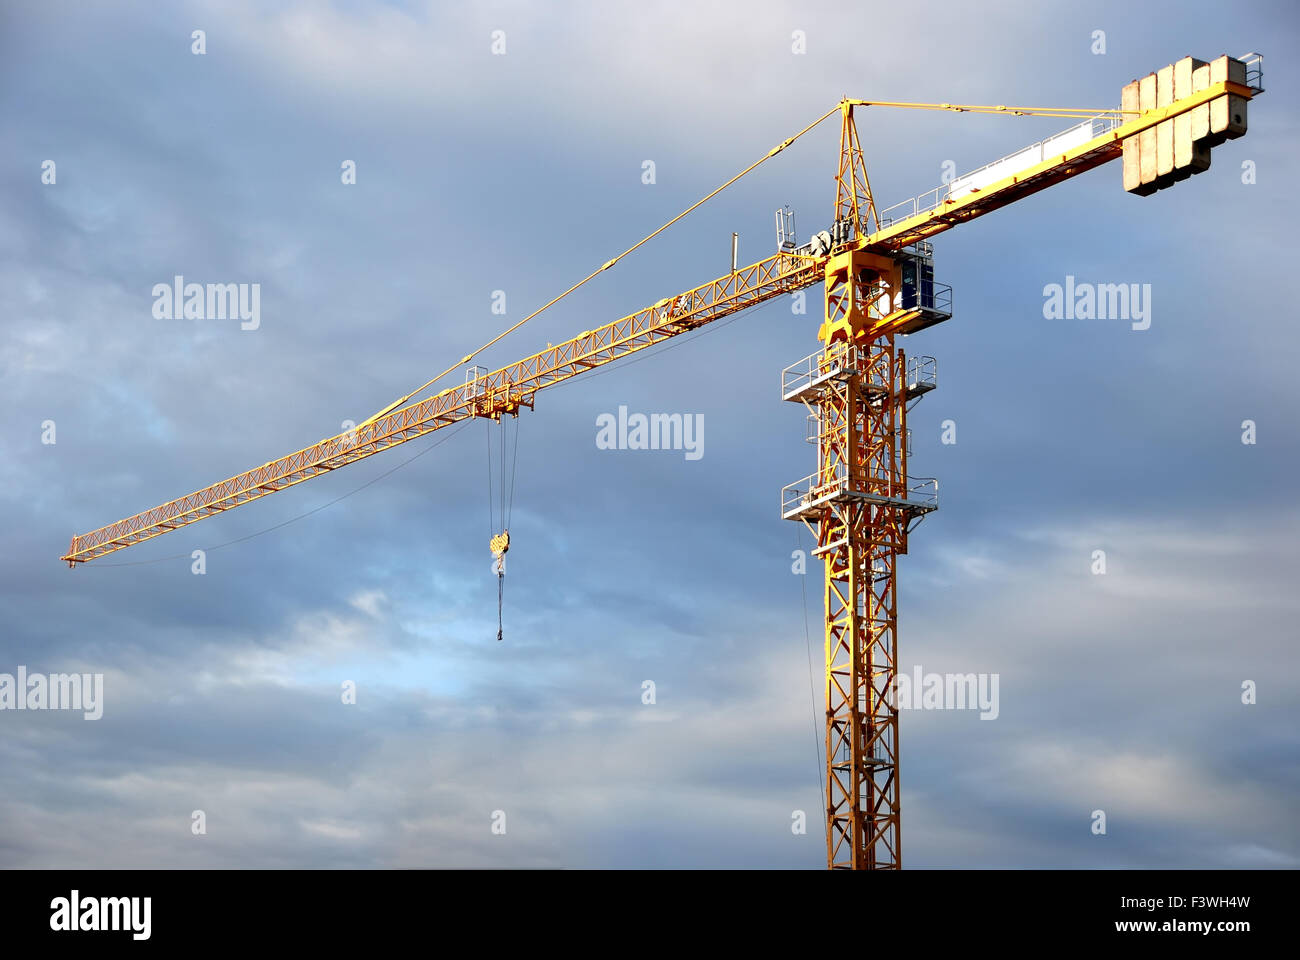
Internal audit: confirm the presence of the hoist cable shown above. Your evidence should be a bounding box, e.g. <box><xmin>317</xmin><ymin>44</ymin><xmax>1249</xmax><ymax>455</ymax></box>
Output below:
<box><xmin>507</xmin><ymin>415</ymin><xmax>520</xmax><ymax>529</ymax></box>
<box><xmin>485</xmin><ymin>419</ymin><xmax>495</xmax><ymax>536</ymax></box>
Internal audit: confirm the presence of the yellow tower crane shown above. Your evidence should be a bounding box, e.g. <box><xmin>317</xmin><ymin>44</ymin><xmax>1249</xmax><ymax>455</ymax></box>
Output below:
<box><xmin>61</xmin><ymin>53</ymin><xmax>1263</xmax><ymax>869</ymax></box>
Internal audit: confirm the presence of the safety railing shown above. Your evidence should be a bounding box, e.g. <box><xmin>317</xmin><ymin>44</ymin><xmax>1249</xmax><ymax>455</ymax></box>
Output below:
<box><xmin>878</xmin><ymin>112</ymin><xmax>1125</xmax><ymax>227</ymax></box>
<box><xmin>907</xmin><ymin>355</ymin><xmax>937</xmax><ymax>394</ymax></box>
<box><xmin>1240</xmin><ymin>52</ymin><xmax>1264</xmax><ymax>93</ymax></box>
<box><xmin>463</xmin><ymin>365</ymin><xmax>487</xmax><ymax>403</ymax></box>
<box><xmin>783</xmin><ymin>346</ymin><xmax>938</xmax><ymax>403</ymax></box>
<box><xmin>781</xmin><ymin>469</ymin><xmax>938</xmax><ymax>520</ymax></box>
<box><xmin>920</xmin><ymin>282</ymin><xmax>953</xmax><ymax>316</ymax></box>
<box><xmin>781</xmin><ymin>343</ymin><xmax>859</xmax><ymax>400</ymax></box>
<box><xmin>868</xmin><ymin>280</ymin><xmax>953</xmax><ymax>317</ymax></box>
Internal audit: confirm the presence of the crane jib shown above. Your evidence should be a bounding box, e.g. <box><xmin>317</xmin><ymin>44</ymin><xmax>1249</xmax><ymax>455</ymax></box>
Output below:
<box><xmin>62</xmin><ymin>72</ymin><xmax>1260</xmax><ymax>565</ymax></box>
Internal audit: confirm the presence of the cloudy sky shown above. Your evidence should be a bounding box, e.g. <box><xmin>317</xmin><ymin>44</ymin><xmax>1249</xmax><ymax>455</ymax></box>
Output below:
<box><xmin>2</xmin><ymin>0</ymin><xmax>1297</xmax><ymax>869</ymax></box>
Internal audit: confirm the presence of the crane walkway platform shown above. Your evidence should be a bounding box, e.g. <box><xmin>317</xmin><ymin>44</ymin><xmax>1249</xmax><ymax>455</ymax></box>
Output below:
<box><xmin>872</xmin><ymin>291</ymin><xmax>953</xmax><ymax>336</ymax></box>
<box><xmin>782</xmin><ymin>474</ymin><xmax>939</xmax><ymax>521</ymax></box>
<box><xmin>782</xmin><ymin>349</ymin><xmax>938</xmax><ymax>404</ymax></box>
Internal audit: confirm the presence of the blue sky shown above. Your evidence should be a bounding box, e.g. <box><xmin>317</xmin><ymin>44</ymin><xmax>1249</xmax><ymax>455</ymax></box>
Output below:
<box><xmin>2</xmin><ymin>0</ymin><xmax>1298</xmax><ymax>868</ymax></box>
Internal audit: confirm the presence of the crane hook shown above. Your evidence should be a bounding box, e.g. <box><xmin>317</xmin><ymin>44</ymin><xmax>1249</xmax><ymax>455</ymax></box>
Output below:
<box><xmin>490</xmin><ymin>530</ymin><xmax>509</xmax><ymax>641</ymax></box>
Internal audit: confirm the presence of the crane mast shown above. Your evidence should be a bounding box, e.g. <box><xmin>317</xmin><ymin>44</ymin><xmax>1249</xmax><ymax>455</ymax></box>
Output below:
<box><xmin>784</xmin><ymin>103</ymin><xmax>947</xmax><ymax>869</ymax></box>
<box><xmin>61</xmin><ymin>55</ymin><xmax>1262</xmax><ymax>870</ymax></box>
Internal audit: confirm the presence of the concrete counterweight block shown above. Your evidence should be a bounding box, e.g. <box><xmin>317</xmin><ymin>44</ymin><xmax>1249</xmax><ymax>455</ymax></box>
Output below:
<box><xmin>1173</xmin><ymin>56</ymin><xmax>1210</xmax><ymax>180</ymax></box>
<box><xmin>1137</xmin><ymin>72</ymin><xmax>1158</xmax><ymax>191</ymax></box>
<box><xmin>1121</xmin><ymin>79</ymin><xmax>1150</xmax><ymax>194</ymax></box>
<box><xmin>1209</xmin><ymin>55</ymin><xmax>1248</xmax><ymax>141</ymax></box>
<box><xmin>1156</xmin><ymin>63</ymin><xmax>1175</xmax><ymax>184</ymax></box>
